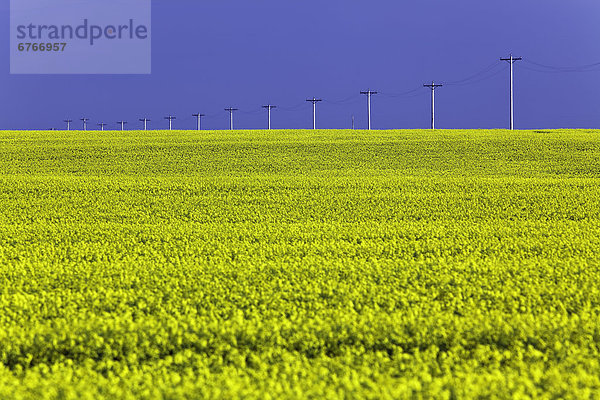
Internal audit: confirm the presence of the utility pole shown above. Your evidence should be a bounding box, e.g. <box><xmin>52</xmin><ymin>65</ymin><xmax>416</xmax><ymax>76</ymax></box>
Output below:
<box><xmin>225</xmin><ymin>108</ymin><xmax>238</xmax><ymax>130</ymax></box>
<box><xmin>262</xmin><ymin>105</ymin><xmax>276</xmax><ymax>130</ymax></box>
<box><xmin>192</xmin><ymin>113</ymin><xmax>205</xmax><ymax>131</ymax></box>
<box><xmin>360</xmin><ymin>90</ymin><xmax>377</xmax><ymax>130</ymax></box>
<box><xmin>64</xmin><ymin>119</ymin><xmax>72</xmax><ymax>131</ymax></box>
<box><xmin>117</xmin><ymin>121</ymin><xmax>127</xmax><ymax>131</ymax></box>
<box><xmin>80</xmin><ymin>118</ymin><xmax>89</xmax><ymax>131</ymax></box>
<box><xmin>164</xmin><ymin>115</ymin><xmax>176</xmax><ymax>130</ymax></box>
<box><xmin>423</xmin><ymin>81</ymin><xmax>443</xmax><ymax>130</ymax></box>
<box><xmin>306</xmin><ymin>97</ymin><xmax>322</xmax><ymax>130</ymax></box>
<box><xmin>139</xmin><ymin>118</ymin><xmax>150</xmax><ymax>131</ymax></box>
<box><xmin>500</xmin><ymin>54</ymin><xmax>522</xmax><ymax>130</ymax></box>
<box><xmin>97</xmin><ymin>123</ymin><xmax>107</xmax><ymax>131</ymax></box>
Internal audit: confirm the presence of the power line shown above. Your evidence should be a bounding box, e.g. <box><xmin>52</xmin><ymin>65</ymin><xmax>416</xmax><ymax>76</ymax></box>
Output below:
<box><xmin>423</xmin><ymin>81</ymin><xmax>443</xmax><ymax>130</ymax></box>
<box><xmin>192</xmin><ymin>113</ymin><xmax>205</xmax><ymax>131</ymax></box>
<box><xmin>379</xmin><ymin>87</ymin><xmax>422</xmax><ymax>98</ymax></box>
<box><xmin>224</xmin><ymin>108</ymin><xmax>238</xmax><ymax>130</ymax></box>
<box><xmin>500</xmin><ymin>54</ymin><xmax>522</xmax><ymax>130</ymax></box>
<box><xmin>45</xmin><ymin>54</ymin><xmax>600</xmax><ymax>132</ymax></box>
<box><xmin>164</xmin><ymin>115</ymin><xmax>176</xmax><ymax>130</ymax></box>
<box><xmin>360</xmin><ymin>90</ymin><xmax>377</xmax><ymax>130</ymax></box>
<box><xmin>523</xmin><ymin>58</ymin><xmax>600</xmax><ymax>73</ymax></box>
<box><xmin>443</xmin><ymin>60</ymin><xmax>503</xmax><ymax>86</ymax></box>
<box><xmin>262</xmin><ymin>105</ymin><xmax>276</xmax><ymax>130</ymax></box>
<box><xmin>323</xmin><ymin>93</ymin><xmax>360</xmax><ymax>105</ymax></box>
<box><xmin>139</xmin><ymin>118</ymin><xmax>150</xmax><ymax>131</ymax></box>
<box><xmin>278</xmin><ymin>101</ymin><xmax>306</xmax><ymax>112</ymax></box>
<box><xmin>306</xmin><ymin>98</ymin><xmax>322</xmax><ymax>130</ymax></box>
<box><xmin>446</xmin><ymin>64</ymin><xmax>508</xmax><ymax>87</ymax></box>
<box><xmin>238</xmin><ymin>108</ymin><xmax>263</xmax><ymax>116</ymax></box>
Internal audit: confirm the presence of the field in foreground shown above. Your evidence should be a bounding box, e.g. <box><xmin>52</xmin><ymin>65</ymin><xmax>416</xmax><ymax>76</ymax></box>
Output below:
<box><xmin>1</xmin><ymin>129</ymin><xmax>600</xmax><ymax>399</ymax></box>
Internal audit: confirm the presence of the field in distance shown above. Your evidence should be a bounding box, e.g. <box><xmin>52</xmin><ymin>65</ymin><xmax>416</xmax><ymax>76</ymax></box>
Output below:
<box><xmin>0</xmin><ymin>129</ymin><xmax>599</xmax><ymax>399</ymax></box>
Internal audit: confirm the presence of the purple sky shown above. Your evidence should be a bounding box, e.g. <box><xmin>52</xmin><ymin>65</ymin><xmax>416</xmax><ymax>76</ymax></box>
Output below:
<box><xmin>1</xmin><ymin>0</ymin><xmax>599</xmax><ymax>131</ymax></box>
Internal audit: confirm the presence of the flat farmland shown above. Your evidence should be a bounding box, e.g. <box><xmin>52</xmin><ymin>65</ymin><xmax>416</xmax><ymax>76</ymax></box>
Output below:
<box><xmin>0</xmin><ymin>129</ymin><xmax>599</xmax><ymax>399</ymax></box>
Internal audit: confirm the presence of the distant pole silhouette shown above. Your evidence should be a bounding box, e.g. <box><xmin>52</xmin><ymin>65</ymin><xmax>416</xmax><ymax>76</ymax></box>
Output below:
<box><xmin>64</xmin><ymin>119</ymin><xmax>72</xmax><ymax>131</ymax></box>
<box><xmin>192</xmin><ymin>113</ymin><xmax>205</xmax><ymax>131</ymax></box>
<box><xmin>306</xmin><ymin>97</ymin><xmax>322</xmax><ymax>130</ymax></box>
<box><xmin>360</xmin><ymin>90</ymin><xmax>378</xmax><ymax>130</ymax></box>
<box><xmin>164</xmin><ymin>115</ymin><xmax>176</xmax><ymax>130</ymax></box>
<box><xmin>117</xmin><ymin>121</ymin><xmax>127</xmax><ymax>131</ymax></box>
<box><xmin>262</xmin><ymin>105</ymin><xmax>276</xmax><ymax>130</ymax></box>
<box><xmin>80</xmin><ymin>118</ymin><xmax>89</xmax><ymax>131</ymax></box>
<box><xmin>501</xmin><ymin>54</ymin><xmax>522</xmax><ymax>130</ymax></box>
<box><xmin>97</xmin><ymin>123</ymin><xmax>107</xmax><ymax>131</ymax></box>
<box><xmin>139</xmin><ymin>118</ymin><xmax>150</xmax><ymax>131</ymax></box>
<box><xmin>423</xmin><ymin>81</ymin><xmax>443</xmax><ymax>130</ymax></box>
<box><xmin>225</xmin><ymin>108</ymin><xmax>238</xmax><ymax>130</ymax></box>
